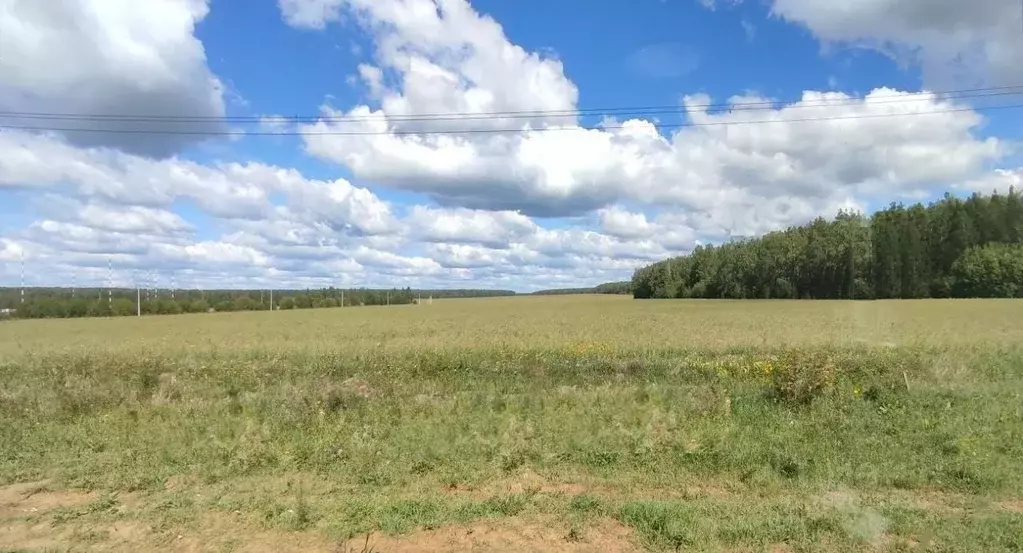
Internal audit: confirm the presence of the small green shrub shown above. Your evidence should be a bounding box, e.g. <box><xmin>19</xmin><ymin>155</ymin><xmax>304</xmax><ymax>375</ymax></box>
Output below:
<box><xmin>769</xmin><ymin>349</ymin><xmax>837</xmax><ymax>405</ymax></box>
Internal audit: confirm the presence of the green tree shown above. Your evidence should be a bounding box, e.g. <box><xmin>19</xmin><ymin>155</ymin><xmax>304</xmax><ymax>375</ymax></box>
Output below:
<box><xmin>632</xmin><ymin>190</ymin><xmax>1022</xmax><ymax>301</ymax></box>
<box><xmin>951</xmin><ymin>243</ymin><xmax>1023</xmax><ymax>298</ymax></box>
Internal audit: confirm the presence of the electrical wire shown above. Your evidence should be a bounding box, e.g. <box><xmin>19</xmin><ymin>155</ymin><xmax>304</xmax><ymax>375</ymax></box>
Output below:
<box><xmin>0</xmin><ymin>85</ymin><xmax>1022</xmax><ymax>125</ymax></box>
<box><xmin>1</xmin><ymin>102</ymin><xmax>1021</xmax><ymax>137</ymax></box>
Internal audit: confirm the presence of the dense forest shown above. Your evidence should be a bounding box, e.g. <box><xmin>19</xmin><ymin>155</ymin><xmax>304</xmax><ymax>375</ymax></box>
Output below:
<box><xmin>532</xmin><ymin>281</ymin><xmax>633</xmax><ymax>295</ymax></box>
<box><xmin>632</xmin><ymin>189</ymin><xmax>1023</xmax><ymax>300</ymax></box>
<box><xmin>0</xmin><ymin>287</ymin><xmax>515</xmax><ymax>320</ymax></box>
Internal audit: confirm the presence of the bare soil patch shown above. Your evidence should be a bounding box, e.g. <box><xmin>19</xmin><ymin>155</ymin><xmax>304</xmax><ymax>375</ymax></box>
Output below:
<box><xmin>361</xmin><ymin>517</ymin><xmax>639</xmax><ymax>553</ymax></box>
<box><xmin>168</xmin><ymin>512</ymin><xmax>335</xmax><ymax>553</ymax></box>
<box><xmin>0</xmin><ymin>520</ymin><xmax>69</xmax><ymax>551</ymax></box>
<box><xmin>1</xmin><ymin>505</ymin><xmax>639</xmax><ymax>553</ymax></box>
<box><xmin>995</xmin><ymin>499</ymin><xmax>1023</xmax><ymax>513</ymax></box>
<box><xmin>0</xmin><ymin>480</ymin><xmax>96</xmax><ymax>518</ymax></box>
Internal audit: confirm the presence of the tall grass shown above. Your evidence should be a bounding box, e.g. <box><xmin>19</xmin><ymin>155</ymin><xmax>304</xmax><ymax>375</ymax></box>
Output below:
<box><xmin>1</xmin><ymin>296</ymin><xmax>1021</xmax><ymax>551</ymax></box>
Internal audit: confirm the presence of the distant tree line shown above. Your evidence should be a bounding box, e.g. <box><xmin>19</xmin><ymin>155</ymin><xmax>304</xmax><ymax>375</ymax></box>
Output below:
<box><xmin>532</xmin><ymin>281</ymin><xmax>633</xmax><ymax>295</ymax></box>
<box><xmin>0</xmin><ymin>287</ymin><xmax>516</xmax><ymax>320</ymax></box>
<box><xmin>632</xmin><ymin>189</ymin><xmax>1023</xmax><ymax>300</ymax></box>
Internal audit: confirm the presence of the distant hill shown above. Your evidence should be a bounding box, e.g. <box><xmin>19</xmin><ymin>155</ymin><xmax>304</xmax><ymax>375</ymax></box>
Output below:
<box><xmin>531</xmin><ymin>281</ymin><xmax>632</xmax><ymax>296</ymax></box>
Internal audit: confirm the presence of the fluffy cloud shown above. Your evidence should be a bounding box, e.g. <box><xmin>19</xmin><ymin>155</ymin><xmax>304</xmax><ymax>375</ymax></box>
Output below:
<box><xmin>307</xmin><ymin>90</ymin><xmax>1001</xmax><ymax>222</ymax></box>
<box><xmin>0</xmin><ymin>0</ymin><xmax>226</xmax><ymax>157</ymax></box>
<box><xmin>160</xmin><ymin>241</ymin><xmax>272</xmax><ymax>269</ymax></box>
<box><xmin>2</xmin><ymin>0</ymin><xmax>1021</xmax><ymax>294</ymax></box>
<box><xmin>598</xmin><ymin>206</ymin><xmax>704</xmax><ymax>250</ymax></box>
<box><xmin>297</xmin><ymin>0</ymin><xmax>1004</xmax><ymax>226</ymax></box>
<box><xmin>0</xmin><ymin>128</ymin><xmax>682</xmax><ymax>291</ymax></box>
<box><xmin>24</xmin><ymin>220</ymin><xmax>186</xmax><ymax>257</ymax></box>
<box><xmin>78</xmin><ymin>203</ymin><xmax>192</xmax><ymax>236</ymax></box>
<box><xmin>0</xmin><ymin>130</ymin><xmax>402</xmax><ymax>232</ymax></box>
<box><xmin>0</xmin><ymin>131</ymin><xmax>269</xmax><ymax>218</ymax></box>
<box><xmin>707</xmin><ymin>0</ymin><xmax>1023</xmax><ymax>88</ymax></box>
<box><xmin>404</xmin><ymin>207</ymin><xmax>537</xmax><ymax>248</ymax></box>
<box><xmin>598</xmin><ymin>206</ymin><xmax>658</xmax><ymax>240</ymax></box>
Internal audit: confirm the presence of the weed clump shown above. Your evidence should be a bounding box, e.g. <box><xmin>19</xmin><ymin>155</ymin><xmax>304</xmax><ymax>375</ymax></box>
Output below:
<box><xmin>768</xmin><ymin>349</ymin><xmax>837</xmax><ymax>405</ymax></box>
<box><xmin>700</xmin><ymin>347</ymin><xmax>923</xmax><ymax>406</ymax></box>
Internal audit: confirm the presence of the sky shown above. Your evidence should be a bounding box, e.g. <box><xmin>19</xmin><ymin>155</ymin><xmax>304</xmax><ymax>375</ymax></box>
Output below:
<box><xmin>1</xmin><ymin>0</ymin><xmax>1022</xmax><ymax>292</ymax></box>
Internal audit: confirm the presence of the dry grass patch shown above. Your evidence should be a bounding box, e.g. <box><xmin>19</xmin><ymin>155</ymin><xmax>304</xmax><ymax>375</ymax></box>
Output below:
<box><xmin>3</xmin><ymin>296</ymin><xmax>1023</xmax><ymax>359</ymax></box>
<box><xmin>476</xmin><ymin>470</ymin><xmax>587</xmax><ymax>497</ymax></box>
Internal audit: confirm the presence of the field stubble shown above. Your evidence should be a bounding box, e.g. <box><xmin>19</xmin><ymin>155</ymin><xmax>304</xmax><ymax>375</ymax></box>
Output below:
<box><xmin>1</xmin><ymin>296</ymin><xmax>1021</xmax><ymax>552</ymax></box>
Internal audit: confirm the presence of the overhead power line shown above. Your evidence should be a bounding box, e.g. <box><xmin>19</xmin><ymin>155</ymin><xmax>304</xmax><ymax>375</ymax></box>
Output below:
<box><xmin>0</xmin><ymin>84</ymin><xmax>1022</xmax><ymax>125</ymax></box>
<box><xmin>2</xmin><ymin>102</ymin><xmax>1022</xmax><ymax>137</ymax></box>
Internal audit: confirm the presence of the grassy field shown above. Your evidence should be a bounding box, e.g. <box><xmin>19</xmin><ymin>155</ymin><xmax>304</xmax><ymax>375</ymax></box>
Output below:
<box><xmin>1</xmin><ymin>295</ymin><xmax>1021</xmax><ymax>552</ymax></box>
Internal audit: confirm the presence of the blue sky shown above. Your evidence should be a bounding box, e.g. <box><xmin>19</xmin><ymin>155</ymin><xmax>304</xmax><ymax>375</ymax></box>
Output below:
<box><xmin>1</xmin><ymin>0</ymin><xmax>1021</xmax><ymax>291</ymax></box>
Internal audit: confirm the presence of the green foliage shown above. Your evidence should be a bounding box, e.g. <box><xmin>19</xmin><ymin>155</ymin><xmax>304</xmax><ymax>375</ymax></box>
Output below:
<box><xmin>0</xmin><ymin>286</ymin><xmax>517</xmax><ymax>320</ymax></box>
<box><xmin>768</xmin><ymin>349</ymin><xmax>837</xmax><ymax>405</ymax></box>
<box><xmin>633</xmin><ymin>188</ymin><xmax>1023</xmax><ymax>300</ymax></box>
<box><xmin>951</xmin><ymin>243</ymin><xmax>1023</xmax><ymax>298</ymax></box>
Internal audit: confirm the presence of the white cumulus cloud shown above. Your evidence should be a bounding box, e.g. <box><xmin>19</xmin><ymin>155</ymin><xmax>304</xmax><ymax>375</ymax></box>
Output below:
<box><xmin>2</xmin><ymin>0</ymin><xmax>1021</xmax><ymax>293</ymax></box>
<box><xmin>705</xmin><ymin>0</ymin><xmax>1023</xmax><ymax>89</ymax></box>
<box><xmin>296</xmin><ymin>0</ymin><xmax>1004</xmax><ymax>226</ymax></box>
<box><xmin>0</xmin><ymin>0</ymin><xmax>227</xmax><ymax>157</ymax></box>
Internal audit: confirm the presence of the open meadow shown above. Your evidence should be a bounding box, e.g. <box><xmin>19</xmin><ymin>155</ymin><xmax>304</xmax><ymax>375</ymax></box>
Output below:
<box><xmin>1</xmin><ymin>295</ymin><xmax>1022</xmax><ymax>552</ymax></box>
